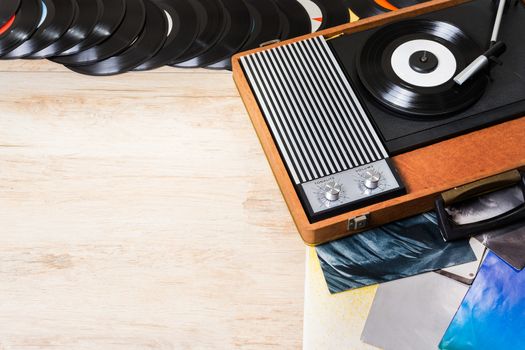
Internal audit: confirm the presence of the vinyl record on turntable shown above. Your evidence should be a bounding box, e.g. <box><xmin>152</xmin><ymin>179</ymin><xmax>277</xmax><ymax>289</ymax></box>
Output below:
<box><xmin>206</xmin><ymin>0</ymin><xmax>282</xmax><ymax>70</ymax></box>
<box><xmin>357</xmin><ymin>19</ymin><xmax>489</xmax><ymax>117</ymax></box>
<box><xmin>133</xmin><ymin>0</ymin><xmax>200</xmax><ymax>71</ymax></box>
<box><xmin>0</xmin><ymin>0</ymin><xmax>20</xmax><ymax>27</ymax></box>
<box><xmin>3</xmin><ymin>0</ymin><xmax>77</xmax><ymax>59</ymax></box>
<box><xmin>55</xmin><ymin>0</ymin><xmax>146</xmax><ymax>66</ymax></box>
<box><xmin>0</xmin><ymin>0</ymin><xmax>42</xmax><ymax>56</ymax></box>
<box><xmin>276</xmin><ymin>0</ymin><xmax>311</xmax><ymax>40</ymax></box>
<box><xmin>67</xmin><ymin>0</ymin><xmax>168</xmax><ymax>76</ymax></box>
<box><xmin>170</xmin><ymin>0</ymin><xmax>225</xmax><ymax>65</ymax></box>
<box><xmin>31</xmin><ymin>0</ymin><xmax>103</xmax><ymax>58</ymax></box>
<box><xmin>174</xmin><ymin>0</ymin><xmax>251</xmax><ymax>68</ymax></box>
<box><xmin>53</xmin><ymin>0</ymin><xmax>126</xmax><ymax>58</ymax></box>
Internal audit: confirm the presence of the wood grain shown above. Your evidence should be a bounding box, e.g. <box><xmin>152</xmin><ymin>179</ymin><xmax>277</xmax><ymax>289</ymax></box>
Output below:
<box><xmin>0</xmin><ymin>60</ymin><xmax>305</xmax><ymax>349</ymax></box>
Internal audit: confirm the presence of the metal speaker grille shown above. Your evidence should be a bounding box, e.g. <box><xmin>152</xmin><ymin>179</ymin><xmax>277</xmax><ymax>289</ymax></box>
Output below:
<box><xmin>241</xmin><ymin>36</ymin><xmax>388</xmax><ymax>184</ymax></box>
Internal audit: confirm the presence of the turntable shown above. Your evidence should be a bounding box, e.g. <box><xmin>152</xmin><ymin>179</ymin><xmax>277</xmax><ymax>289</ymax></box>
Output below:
<box><xmin>232</xmin><ymin>0</ymin><xmax>525</xmax><ymax>244</ymax></box>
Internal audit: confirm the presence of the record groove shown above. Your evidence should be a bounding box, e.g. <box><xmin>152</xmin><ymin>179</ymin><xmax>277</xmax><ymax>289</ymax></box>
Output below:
<box><xmin>357</xmin><ymin>19</ymin><xmax>488</xmax><ymax>117</ymax></box>
<box><xmin>134</xmin><ymin>0</ymin><xmax>200</xmax><ymax>71</ymax></box>
<box><xmin>0</xmin><ymin>15</ymin><xmax>15</xmax><ymax>35</ymax></box>
<box><xmin>311</xmin><ymin>0</ymin><xmax>350</xmax><ymax>30</ymax></box>
<box><xmin>0</xmin><ymin>0</ymin><xmax>20</xmax><ymax>27</ymax></box>
<box><xmin>54</xmin><ymin>0</ymin><xmax>126</xmax><ymax>57</ymax></box>
<box><xmin>344</xmin><ymin>0</ymin><xmax>389</xmax><ymax>19</ymax></box>
<box><xmin>175</xmin><ymin>0</ymin><xmax>251</xmax><ymax>68</ymax></box>
<box><xmin>32</xmin><ymin>0</ymin><xmax>103</xmax><ymax>58</ymax></box>
<box><xmin>67</xmin><ymin>0</ymin><xmax>168</xmax><ymax>76</ymax></box>
<box><xmin>3</xmin><ymin>0</ymin><xmax>77</xmax><ymax>59</ymax></box>
<box><xmin>0</xmin><ymin>0</ymin><xmax>41</xmax><ymax>56</ymax></box>
<box><xmin>171</xmin><ymin>0</ymin><xmax>225</xmax><ymax>65</ymax></box>
<box><xmin>54</xmin><ymin>0</ymin><xmax>146</xmax><ymax>66</ymax></box>
<box><xmin>276</xmin><ymin>0</ymin><xmax>311</xmax><ymax>40</ymax></box>
<box><xmin>207</xmin><ymin>0</ymin><xmax>282</xmax><ymax>70</ymax></box>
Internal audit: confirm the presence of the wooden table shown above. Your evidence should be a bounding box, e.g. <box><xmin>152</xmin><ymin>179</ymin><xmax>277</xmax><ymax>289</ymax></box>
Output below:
<box><xmin>0</xmin><ymin>61</ymin><xmax>305</xmax><ymax>349</ymax></box>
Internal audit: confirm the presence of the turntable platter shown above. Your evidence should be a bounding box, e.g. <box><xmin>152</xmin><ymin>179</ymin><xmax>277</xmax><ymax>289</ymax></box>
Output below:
<box><xmin>357</xmin><ymin>19</ymin><xmax>488</xmax><ymax>118</ymax></box>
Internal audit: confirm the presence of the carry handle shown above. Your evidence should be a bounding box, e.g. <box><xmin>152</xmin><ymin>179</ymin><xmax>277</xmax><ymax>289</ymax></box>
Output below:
<box><xmin>436</xmin><ymin>170</ymin><xmax>525</xmax><ymax>241</ymax></box>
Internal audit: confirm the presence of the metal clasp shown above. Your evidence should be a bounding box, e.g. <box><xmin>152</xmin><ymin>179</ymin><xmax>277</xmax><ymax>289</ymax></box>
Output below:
<box><xmin>347</xmin><ymin>213</ymin><xmax>370</xmax><ymax>231</ymax></box>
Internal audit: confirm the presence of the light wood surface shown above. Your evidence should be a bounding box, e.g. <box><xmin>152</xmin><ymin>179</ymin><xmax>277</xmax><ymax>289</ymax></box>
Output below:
<box><xmin>0</xmin><ymin>60</ymin><xmax>305</xmax><ymax>349</ymax></box>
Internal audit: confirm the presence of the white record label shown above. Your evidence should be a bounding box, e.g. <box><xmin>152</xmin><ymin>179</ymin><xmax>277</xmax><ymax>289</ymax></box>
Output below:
<box><xmin>297</xmin><ymin>0</ymin><xmax>323</xmax><ymax>32</ymax></box>
<box><xmin>390</xmin><ymin>39</ymin><xmax>457</xmax><ymax>87</ymax></box>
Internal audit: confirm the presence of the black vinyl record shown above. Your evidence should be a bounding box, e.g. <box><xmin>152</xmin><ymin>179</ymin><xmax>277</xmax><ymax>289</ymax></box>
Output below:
<box><xmin>171</xmin><ymin>0</ymin><xmax>225</xmax><ymax>64</ymax></box>
<box><xmin>0</xmin><ymin>0</ymin><xmax>20</xmax><ymax>27</ymax></box>
<box><xmin>0</xmin><ymin>0</ymin><xmax>41</xmax><ymax>56</ymax></box>
<box><xmin>3</xmin><ymin>0</ymin><xmax>77</xmax><ymax>59</ymax></box>
<box><xmin>344</xmin><ymin>0</ymin><xmax>389</xmax><ymax>19</ymax></box>
<box><xmin>276</xmin><ymin>0</ymin><xmax>311</xmax><ymax>40</ymax></box>
<box><xmin>32</xmin><ymin>0</ymin><xmax>103</xmax><ymax>58</ymax></box>
<box><xmin>54</xmin><ymin>0</ymin><xmax>146</xmax><ymax>66</ymax></box>
<box><xmin>175</xmin><ymin>0</ymin><xmax>251</xmax><ymax>68</ymax></box>
<box><xmin>388</xmin><ymin>0</ymin><xmax>429</xmax><ymax>8</ymax></box>
<box><xmin>206</xmin><ymin>0</ymin><xmax>282</xmax><ymax>70</ymax></box>
<box><xmin>312</xmin><ymin>0</ymin><xmax>350</xmax><ymax>30</ymax></box>
<box><xmin>54</xmin><ymin>0</ymin><xmax>126</xmax><ymax>57</ymax></box>
<box><xmin>134</xmin><ymin>0</ymin><xmax>199</xmax><ymax>71</ymax></box>
<box><xmin>357</xmin><ymin>19</ymin><xmax>488</xmax><ymax>117</ymax></box>
<box><xmin>67</xmin><ymin>0</ymin><xmax>168</xmax><ymax>76</ymax></box>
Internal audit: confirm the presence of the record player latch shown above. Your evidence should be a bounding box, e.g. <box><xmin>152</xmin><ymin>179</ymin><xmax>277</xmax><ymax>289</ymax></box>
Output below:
<box><xmin>348</xmin><ymin>214</ymin><xmax>370</xmax><ymax>231</ymax></box>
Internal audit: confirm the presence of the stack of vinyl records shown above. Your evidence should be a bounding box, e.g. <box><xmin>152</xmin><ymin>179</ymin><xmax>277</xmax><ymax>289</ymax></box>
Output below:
<box><xmin>0</xmin><ymin>0</ymin><xmax>427</xmax><ymax>75</ymax></box>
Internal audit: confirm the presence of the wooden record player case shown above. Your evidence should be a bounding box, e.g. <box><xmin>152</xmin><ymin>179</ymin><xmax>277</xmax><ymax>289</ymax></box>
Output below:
<box><xmin>231</xmin><ymin>0</ymin><xmax>525</xmax><ymax>245</ymax></box>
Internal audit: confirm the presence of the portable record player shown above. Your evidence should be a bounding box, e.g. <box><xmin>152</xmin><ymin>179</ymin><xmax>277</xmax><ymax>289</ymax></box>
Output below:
<box><xmin>232</xmin><ymin>0</ymin><xmax>525</xmax><ymax>245</ymax></box>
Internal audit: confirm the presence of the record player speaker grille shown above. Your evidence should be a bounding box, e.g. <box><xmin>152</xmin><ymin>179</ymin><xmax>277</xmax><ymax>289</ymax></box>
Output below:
<box><xmin>240</xmin><ymin>37</ymin><xmax>388</xmax><ymax>185</ymax></box>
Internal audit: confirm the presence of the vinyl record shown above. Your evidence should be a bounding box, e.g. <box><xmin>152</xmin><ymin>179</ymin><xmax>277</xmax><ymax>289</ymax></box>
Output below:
<box><xmin>206</xmin><ymin>0</ymin><xmax>282</xmax><ymax>70</ymax></box>
<box><xmin>276</xmin><ymin>0</ymin><xmax>311</xmax><ymax>40</ymax></box>
<box><xmin>0</xmin><ymin>15</ymin><xmax>15</xmax><ymax>35</ymax></box>
<box><xmin>0</xmin><ymin>0</ymin><xmax>41</xmax><ymax>56</ymax></box>
<box><xmin>3</xmin><ymin>0</ymin><xmax>77</xmax><ymax>59</ymax></box>
<box><xmin>344</xmin><ymin>0</ymin><xmax>389</xmax><ymax>19</ymax></box>
<box><xmin>0</xmin><ymin>0</ymin><xmax>20</xmax><ymax>27</ymax></box>
<box><xmin>54</xmin><ymin>0</ymin><xmax>126</xmax><ymax>57</ymax></box>
<box><xmin>388</xmin><ymin>0</ymin><xmax>428</xmax><ymax>8</ymax></box>
<box><xmin>175</xmin><ymin>0</ymin><xmax>251</xmax><ymax>68</ymax></box>
<box><xmin>311</xmin><ymin>0</ymin><xmax>350</xmax><ymax>30</ymax></box>
<box><xmin>133</xmin><ymin>0</ymin><xmax>200</xmax><ymax>71</ymax></box>
<box><xmin>54</xmin><ymin>0</ymin><xmax>146</xmax><ymax>66</ymax></box>
<box><xmin>32</xmin><ymin>0</ymin><xmax>103</xmax><ymax>58</ymax></box>
<box><xmin>170</xmin><ymin>0</ymin><xmax>225</xmax><ymax>65</ymax></box>
<box><xmin>357</xmin><ymin>19</ymin><xmax>488</xmax><ymax>117</ymax></box>
<box><xmin>296</xmin><ymin>0</ymin><xmax>323</xmax><ymax>32</ymax></box>
<box><xmin>67</xmin><ymin>0</ymin><xmax>168</xmax><ymax>76</ymax></box>
<box><xmin>373</xmin><ymin>0</ymin><xmax>398</xmax><ymax>11</ymax></box>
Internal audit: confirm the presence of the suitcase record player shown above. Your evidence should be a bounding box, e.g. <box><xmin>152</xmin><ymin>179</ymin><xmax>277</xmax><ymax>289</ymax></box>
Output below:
<box><xmin>232</xmin><ymin>0</ymin><xmax>525</xmax><ymax>245</ymax></box>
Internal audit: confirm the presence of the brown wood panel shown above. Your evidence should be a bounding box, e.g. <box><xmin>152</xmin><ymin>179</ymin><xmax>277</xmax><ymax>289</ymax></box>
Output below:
<box><xmin>232</xmin><ymin>0</ymin><xmax>525</xmax><ymax>245</ymax></box>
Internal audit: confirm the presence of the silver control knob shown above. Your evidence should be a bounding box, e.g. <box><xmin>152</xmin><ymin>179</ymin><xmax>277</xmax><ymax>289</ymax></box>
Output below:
<box><xmin>324</xmin><ymin>181</ymin><xmax>342</xmax><ymax>201</ymax></box>
<box><xmin>364</xmin><ymin>171</ymin><xmax>381</xmax><ymax>190</ymax></box>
